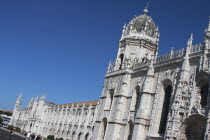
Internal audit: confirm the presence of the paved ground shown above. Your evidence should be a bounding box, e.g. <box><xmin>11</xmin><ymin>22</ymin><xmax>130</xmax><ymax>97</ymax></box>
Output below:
<box><xmin>0</xmin><ymin>129</ymin><xmax>25</xmax><ymax>140</ymax></box>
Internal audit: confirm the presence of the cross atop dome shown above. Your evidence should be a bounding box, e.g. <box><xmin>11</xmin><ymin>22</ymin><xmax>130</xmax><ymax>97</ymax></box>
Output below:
<box><xmin>143</xmin><ymin>2</ymin><xmax>149</xmax><ymax>14</ymax></box>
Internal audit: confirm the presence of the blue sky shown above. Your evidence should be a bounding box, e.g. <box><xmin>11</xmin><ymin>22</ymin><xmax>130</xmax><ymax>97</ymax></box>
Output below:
<box><xmin>0</xmin><ymin>0</ymin><xmax>209</xmax><ymax>110</ymax></box>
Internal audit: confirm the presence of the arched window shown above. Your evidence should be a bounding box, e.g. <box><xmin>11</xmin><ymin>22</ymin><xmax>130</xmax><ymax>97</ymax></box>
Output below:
<box><xmin>200</xmin><ymin>84</ymin><xmax>209</xmax><ymax>108</ymax></box>
<box><xmin>109</xmin><ymin>89</ymin><xmax>114</xmax><ymax>109</ymax></box>
<box><xmin>159</xmin><ymin>85</ymin><xmax>172</xmax><ymax>134</ymax></box>
<box><xmin>185</xmin><ymin>114</ymin><xmax>206</xmax><ymax>140</ymax></box>
<box><xmin>127</xmin><ymin>121</ymin><xmax>134</xmax><ymax>140</ymax></box>
<box><xmin>72</xmin><ymin>132</ymin><xmax>76</xmax><ymax>140</ymax></box>
<box><xmin>85</xmin><ymin>133</ymin><xmax>90</xmax><ymax>140</ymax></box>
<box><xmin>78</xmin><ymin>132</ymin><xmax>82</xmax><ymax>140</ymax></box>
<box><xmin>119</xmin><ymin>54</ymin><xmax>124</xmax><ymax>70</ymax></box>
<box><xmin>67</xmin><ymin>131</ymin><xmax>70</xmax><ymax>138</ymax></box>
<box><xmin>134</xmin><ymin>86</ymin><xmax>141</xmax><ymax>111</ymax></box>
<box><xmin>100</xmin><ymin>118</ymin><xmax>108</xmax><ymax>139</ymax></box>
<box><xmin>62</xmin><ymin>131</ymin><xmax>65</xmax><ymax>136</ymax></box>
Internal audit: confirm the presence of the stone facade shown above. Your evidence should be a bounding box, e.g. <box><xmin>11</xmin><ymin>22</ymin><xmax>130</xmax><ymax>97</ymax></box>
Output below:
<box><xmin>10</xmin><ymin>7</ymin><xmax>210</xmax><ymax>140</ymax></box>
<box><xmin>10</xmin><ymin>94</ymin><xmax>99</xmax><ymax>139</ymax></box>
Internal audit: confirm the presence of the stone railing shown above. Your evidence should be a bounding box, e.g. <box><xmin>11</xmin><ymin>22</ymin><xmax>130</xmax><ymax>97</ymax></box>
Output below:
<box><xmin>133</xmin><ymin>60</ymin><xmax>151</xmax><ymax>69</ymax></box>
<box><xmin>107</xmin><ymin>59</ymin><xmax>151</xmax><ymax>73</ymax></box>
<box><xmin>156</xmin><ymin>48</ymin><xmax>185</xmax><ymax>63</ymax></box>
<box><xmin>190</xmin><ymin>43</ymin><xmax>203</xmax><ymax>53</ymax></box>
<box><xmin>107</xmin><ymin>44</ymin><xmax>205</xmax><ymax>73</ymax></box>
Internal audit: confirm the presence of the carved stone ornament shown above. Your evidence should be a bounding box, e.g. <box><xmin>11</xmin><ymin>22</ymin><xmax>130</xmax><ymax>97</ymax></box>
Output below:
<box><xmin>107</xmin><ymin>79</ymin><xmax>117</xmax><ymax>90</ymax></box>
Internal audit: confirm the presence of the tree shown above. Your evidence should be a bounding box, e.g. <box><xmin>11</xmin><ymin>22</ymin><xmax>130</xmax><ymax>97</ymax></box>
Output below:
<box><xmin>7</xmin><ymin>125</ymin><xmax>14</xmax><ymax>130</ymax></box>
<box><xmin>5</xmin><ymin>112</ymin><xmax>12</xmax><ymax>116</ymax></box>
<box><xmin>47</xmin><ymin>135</ymin><xmax>55</xmax><ymax>140</ymax></box>
<box><xmin>58</xmin><ymin>138</ymin><xmax>63</xmax><ymax>140</ymax></box>
<box><xmin>0</xmin><ymin>117</ymin><xmax>3</xmax><ymax>124</ymax></box>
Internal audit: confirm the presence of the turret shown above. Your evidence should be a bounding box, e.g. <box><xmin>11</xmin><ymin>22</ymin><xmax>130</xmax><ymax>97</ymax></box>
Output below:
<box><xmin>180</xmin><ymin>34</ymin><xmax>192</xmax><ymax>82</ymax></box>
<box><xmin>15</xmin><ymin>92</ymin><xmax>22</xmax><ymax>110</ymax></box>
<box><xmin>28</xmin><ymin>97</ymin><xmax>34</xmax><ymax>108</ymax></box>
<box><xmin>142</xmin><ymin>56</ymin><xmax>155</xmax><ymax>93</ymax></box>
<box><xmin>111</xmin><ymin>7</ymin><xmax>159</xmax><ymax>72</ymax></box>
<box><xmin>200</xmin><ymin>20</ymin><xmax>210</xmax><ymax>72</ymax></box>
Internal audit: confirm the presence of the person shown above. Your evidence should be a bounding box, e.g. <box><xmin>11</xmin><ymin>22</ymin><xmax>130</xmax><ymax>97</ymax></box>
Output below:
<box><xmin>26</xmin><ymin>131</ymin><xmax>31</xmax><ymax>140</ymax></box>
<box><xmin>35</xmin><ymin>134</ymin><xmax>41</xmax><ymax>140</ymax></box>
<box><xmin>30</xmin><ymin>133</ymin><xmax>35</xmax><ymax>140</ymax></box>
<box><xmin>8</xmin><ymin>128</ymin><xmax>13</xmax><ymax>140</ymax></box>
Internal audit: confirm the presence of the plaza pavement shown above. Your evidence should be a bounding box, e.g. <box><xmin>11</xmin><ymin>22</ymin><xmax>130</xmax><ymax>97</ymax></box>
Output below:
<box><xmin>0</xmin><ymin>128</ymin><xmax>25</xmax><ymax>140</ymax></box>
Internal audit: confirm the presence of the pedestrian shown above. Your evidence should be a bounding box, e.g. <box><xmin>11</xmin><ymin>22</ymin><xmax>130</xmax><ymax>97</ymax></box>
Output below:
<box><xmin>8</xmin><ymin>128</ymin><xmax>13</xmax><ymax>140</ymax></box>
<box><xmin>35</xmin><ymin>134</ymin><xmax>41</xmax><ymax>140</ymax></box>
<box><xmin>30</xmin><ymin>133</ymin><xmax>35</xmax><ymax>140</ymax></box>
<box><xmin>26</xmin><ymin>131</ymin><xmax>31</xmax><ymax>140</ymax></box>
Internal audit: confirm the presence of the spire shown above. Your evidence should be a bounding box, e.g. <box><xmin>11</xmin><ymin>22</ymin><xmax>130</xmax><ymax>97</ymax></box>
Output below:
<box><xmin>207</xmin><ymin>17</ymin><xmax>210</xmax><ymax>32</ymax></box>
<box><xmin>180</xmin><ymin>35</ymin><xmax>191</xmax><ymax>81</ymax></box>
<box><xmin>28</xmin><ymin>97</ymin><xmax>34</xmax><ymax>108</ymax></box>
<box><xmin>187</xmin><ymin>33</ymin><xmax>193</xmax><ymax>47</ymax></box>
<box><xmin>143</xmin><ymin>2</ymin><xmax>149</xmax><ymax>15</ymax></box>
<box><xmin>18</xmin><ymin>92</ymin><xmax>22</xmax><ymax>99</ymax></box>
<box><xmin>147</xmin><ymin>56</ymin><xmax>155</xmax><ymax>76</ymax></box>
<box><xmin>34</xmin><ymin>96</ymin><xmax>38</xmax><ymax>101</ymax></box>
<box><xmin>122</xmin><ymin>23</ymin><xmax>126</xmax><ymax>34</ymax></box>
<box><xmin>142</xmin><ymin>56</ymin><xmax>155</xmax><ymax>93</ymax></box>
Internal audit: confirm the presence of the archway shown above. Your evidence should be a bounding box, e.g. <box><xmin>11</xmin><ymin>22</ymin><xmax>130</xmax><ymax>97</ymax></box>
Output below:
<box><xmin>66</xmin><ymin>131</ymin><xmax>70</xmax><ymax>139</ymax></box>
<box><xmin>119</xmin><ymin>53</ymin><xmax>124</xmax><ymax>70</ymax></box>
<box><xmin>85</xmin><ymin>133</ymin><xmax>90</xmax><ymax>140</ymax></box>
<box><xmin>134</xmin><ymin>86</ymin><xmax>141</xmax><ymax>111</ymax></box>
<box><xmin>99</xmin><ymin>118</ymin><xmax>108</xmax><ymax>140</ymax></box>
<box><xmin>197</xmin><ymin>76</ymin><xmax>209</xmax><ymax>109</ymax></box>
<box><xmin>126</xmin><ymin>120</ymin><xmax>134</xmax><ymax>140</ymax></box>
<box><xmin>30</xmin><ymin>123</ymin><xmax>32</xmax><ymax>130</ymax></box>
<box><xmin>158</xmin><ymin>79</ymin><xmax>173</xmax><ymax>135</ymax></box>
<box><xmin>183</xmin><ymin>114</ymin><xmax>206</xmax><ymax>140</ymax></box>
<box><xmin>72</xmin><ymin>132</ymin><xmax>76</xmax><ymax>140</ymax></box>
<box><xmin>78</xmin><ymin>132</ymin><xmax>82</xmax><ymax>140</ymax></box>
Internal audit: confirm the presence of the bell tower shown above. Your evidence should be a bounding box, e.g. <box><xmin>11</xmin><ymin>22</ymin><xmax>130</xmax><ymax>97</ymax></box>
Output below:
<box><xmin>112</xmin><ymin>8</ymin><xmax>159</xmax><ymax>71</ymax></box>
<box><xmin>93</xmin><ymin>7</ymin><xmax>159</xmax><ymax>140</ymax></box>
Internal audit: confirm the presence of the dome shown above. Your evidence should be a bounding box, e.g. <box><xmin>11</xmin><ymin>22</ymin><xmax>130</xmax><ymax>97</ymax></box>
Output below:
<box><xmin>132</xmin><ymin>14</ymin><xmax>156</xmax><ymax>37</ymax></box>
<box><xmin>122</xmin><ymin>8</ymin><xmax>158</xmax><ymax>40</ymax></box>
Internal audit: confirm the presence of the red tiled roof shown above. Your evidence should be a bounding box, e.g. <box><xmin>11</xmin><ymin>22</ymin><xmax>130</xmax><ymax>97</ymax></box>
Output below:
<box><xmin>56</xmin><ymin>100</ymin><xmax>99</xmax><ymax>108</ymax></box>
<box><xmin>1</xmin><ymin>110</ymin><xmax>13</xmax><ymax>114</ymax></box>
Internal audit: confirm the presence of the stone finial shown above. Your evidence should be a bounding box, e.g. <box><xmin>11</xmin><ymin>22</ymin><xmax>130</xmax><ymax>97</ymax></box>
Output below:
<box><xmin>18</xmin><ymin>92</ymin><xmax>22</xmax><ymax>99</ymax></box>
<box><xmin>207</xmin><ymin>18</ymin><xmax>210</xmax><ymax>32</ymax></box>
<box><xmin>123</xmin><ymin>23</ymin><xmax>126</xmax><ymax>31</ymax></box>
<box><xmin>28</xmin><ymin>97</ymin><xmax>34</xmax><ymax>107</ymax></box>
<box><xmin>143</xmin><ymin>2</ymin><xmax>149</xmax><ymax>14</ymax></box>
<box><xmin>187</xmin><ymin>33</ymin><xmax>193</xmax><ymax>46</ymax></box>
<box><xmin>35</xmin><ymin>96</ymin><xmax>38</xmax><ymax>101</ymax></box>
<box><xmin>171</xmin><ymin>47</ymin><xmax>174</xmax><ymax>53</ymax></box>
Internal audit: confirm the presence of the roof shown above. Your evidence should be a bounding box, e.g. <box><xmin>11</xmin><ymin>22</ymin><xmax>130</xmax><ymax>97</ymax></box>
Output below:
<box><xmin>1</xmin><ymin>110</ymin><xmax>13</xmax><ymax>114</ymax></box>
<box><xmin>56</xmin><ymin>100</ymin><xmax>99</xmax><ymax>108</ymax></box>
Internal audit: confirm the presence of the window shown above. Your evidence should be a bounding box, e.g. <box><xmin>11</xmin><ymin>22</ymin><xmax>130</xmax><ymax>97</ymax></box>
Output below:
<box><xmin>100</xmin><ymin>118</ymin><xmax>108</xmax><ymax>139</ymax></box>
<box><xmin>200</xmin><ymin>84</ymin><xmax>209</xmax><ymax>108</ymax></box>
<box><xmin>119</xmin><ymin>54</ymin><xmax>124</xmax><ymax>70</ymax></box>
<box><xmin>134</xmin><ymin>86</ymin><xmax>141</xmax><ymax>111</ymax></box>
<box><xmin>159</xmin><ymin>85</ymin><xmax>172</xmax><ymax>134</ymax></box>
<box><xmin>127</xmin><ymin>121</ymin><xmax>134</xmax><ymax>140</ymax></box>
<box><xmin>110</xmin><ymin>89</ymin><xmax>114</xmax><ymax>109</ymax></box>
<box><xmin>85</xmin><ymin>133</ymin><xmax>89</xmax><ymax>140</ymax></box>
